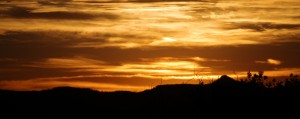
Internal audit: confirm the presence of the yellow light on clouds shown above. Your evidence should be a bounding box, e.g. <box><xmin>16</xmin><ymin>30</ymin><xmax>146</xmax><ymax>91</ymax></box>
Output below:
<box><xmin>162</xmin><ymin>37</ymin><xmax>177</xmax><ymax>42</ymax></box>
<box><xmin>267</xmin><ymin>59</ymin><xmax>281</xmax><ymax>65</ymax></box>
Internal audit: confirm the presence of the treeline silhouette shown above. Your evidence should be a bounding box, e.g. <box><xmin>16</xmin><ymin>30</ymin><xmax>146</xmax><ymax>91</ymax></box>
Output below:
<box><xmin>1</xmin><ymin>73</ymin><xmax>300</xmax><ymax>118</ymax></box>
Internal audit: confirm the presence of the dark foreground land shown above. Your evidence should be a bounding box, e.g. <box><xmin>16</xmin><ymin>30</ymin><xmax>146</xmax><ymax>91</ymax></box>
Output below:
<box><xmin>1</xmin><ymin>75</ymin><xmax>300</xmax><ymax>118</ymax></box>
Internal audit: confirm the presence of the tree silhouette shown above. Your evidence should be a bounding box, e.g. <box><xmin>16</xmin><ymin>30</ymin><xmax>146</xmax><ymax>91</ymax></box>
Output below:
<box><xmin>285</xmin><ymin>73</ymin><xmax>299</xmax><ymax>88</ymax></box>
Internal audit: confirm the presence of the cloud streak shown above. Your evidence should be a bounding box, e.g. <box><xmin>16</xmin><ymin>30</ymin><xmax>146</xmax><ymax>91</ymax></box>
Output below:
<box><xmin>0</xmin><ymin>6</ymin><xmax>120</xmax><ymax>20</ymax></box>
<box><xmin>256</xmin><ymin>59</ymin><xmax>282</xmax><ymax>65</ymax></box>
<box><xmin>224</xmin><ymin>22</ymin><xmax>300</xmax><ymax>32</ymax></box>
<box><xmin>128</xmin><ymin>0</ymin><xmax>214</xmax><ymax>2</ymax></box>
<box><xmin>25</xmin><ymin>57</ymin><xmax>212</xmax><ymax>80</ymax></box>
<box><xmin>37</xmin><ymin>0</ymin><xmax>73</xmax><ymax>6</ymax></box>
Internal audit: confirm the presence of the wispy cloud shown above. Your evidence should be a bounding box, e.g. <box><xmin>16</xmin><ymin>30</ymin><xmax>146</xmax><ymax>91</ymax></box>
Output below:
<box><xmin>25</xmin><ymin>57</ymin><xmax>211</xmax><ymax>80</ymax></box>
<box><xmin>128</xmin><ymin>0</ymin><xmax>213</xmax><ymax>2</ymax></box>
<box><xmin>0</xmin><ymin>6</ymin><xmax>120</xmax><ymax>20</ymax></box>
<box><xmin>256</xmin><ymin>58</ymin><xmax>282</xmax><ymax>65</ymax></box>
<box><xmin>224</xmin><ymin>22</ymin><xmax>300</xmax><ymax>32</ymax></box>
<box><xmin>26</xmin><ymin>57</ymin><xmax>106</xmax><ymax>69</ymax></box>
<box><xmin>37</xmin><ymin>0</ymin><xmax>73</xmax><ymax>6</ymax></box>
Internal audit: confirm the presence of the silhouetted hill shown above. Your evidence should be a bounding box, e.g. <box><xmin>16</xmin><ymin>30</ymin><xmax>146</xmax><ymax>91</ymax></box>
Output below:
<box><xmin>42</xmin><ymin>86</ymin><xmax>100</xmax><ymax>95</ymax></box>
<box><xmin>209</xmin><ymin>75</ymin><xmax>239</xmax><ymax>86</ymax></box>
<box><xmin>1</xmin><ymin>75</ymin><xmax>300</xmax><ymax>118</ymax></box>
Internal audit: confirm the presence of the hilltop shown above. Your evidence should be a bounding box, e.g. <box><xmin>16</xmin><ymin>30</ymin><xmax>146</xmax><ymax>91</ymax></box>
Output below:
<box><xmin>1</xmin><ymin>75</ymin><xmax>300</xmax><ymax>118</ymax></box>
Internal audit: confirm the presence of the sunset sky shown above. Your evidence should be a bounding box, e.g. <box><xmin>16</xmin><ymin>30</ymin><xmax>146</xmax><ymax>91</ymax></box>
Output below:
<box><xmin>0</xmin><ymin>0</ymin><xmax>299</xmax><ymax>91</ymax></box>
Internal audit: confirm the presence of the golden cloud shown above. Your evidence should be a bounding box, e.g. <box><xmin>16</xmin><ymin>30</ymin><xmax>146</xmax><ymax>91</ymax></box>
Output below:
<box><xmin>256</xmin><ymin>58</ymin><xmax>282</xmax><ymax>65</ymax></box>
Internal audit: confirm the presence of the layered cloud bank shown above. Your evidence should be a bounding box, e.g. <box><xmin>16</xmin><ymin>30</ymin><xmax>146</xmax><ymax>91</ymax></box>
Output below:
<box><xmin>0</xmin><ymin>0</ymin><xmax>299</xmax><ymax>91</ymax></box>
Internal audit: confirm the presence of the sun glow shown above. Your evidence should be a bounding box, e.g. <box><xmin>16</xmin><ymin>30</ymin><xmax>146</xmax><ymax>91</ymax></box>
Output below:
<box><xmin>162</xmin><ymin>37</ymin><xmax>177</xmax><ymax>42</ymax></box>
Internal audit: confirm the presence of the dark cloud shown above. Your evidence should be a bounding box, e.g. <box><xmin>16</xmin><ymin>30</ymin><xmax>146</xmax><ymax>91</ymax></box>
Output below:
<box><xmin>0</xmin><ymin>67</ymin><xmax>93</xmax><ymax>81</ymax></box>
<box><xmin>0</xmin><ymin>30</ymin><xmax>153</xmax><ymax>65</ymax></box>
<box><xmin>293</xmin><ymin>16</ymin><xmax>300</xmax><ymax>19</ymax></box>
<box><xmin>0</xmin><ymin>31</ymin><xmax>91</xmax><ymax>81</ymax></box>
<box><xmin>0</xmin><ymin>6</ymin><xmax>120</xmax><ymax>20</ymax></box>
<box><xmin>0</xmin><ymin>30</ymin><xmax>109</xmax><ymax>67</ymax></box>
<box><xmin>71</xmin><ymin>0</ymin><xmax>218</xmax><ymax>4</ymax></box>
<box><xmin>0</xmin><ymin>30</ymin><xmax>107</xmax><ymax>46</ymax></box>
<box><xmin>83</xmin><ymin>0</ymin><xmax>128</xmax><ymax>3</ymax></box>
<box><xmin>224</xmin><ymin>22</ymin><xmax>300</xmax><ymax>31</ymax></box>
<box><xmin>37</xmin><ymin>0</ymin><xmax>72</xmax><ymax>6</ymax></box>
<box><xmin>187</xmin><ymin>3</ymin><xmax>300</xmax><ymax>21</ymax></box>
<box><xmin>270</xmin><ymin>33</ymin><xmax>300</xmax><ymax>42</ymax></box>
<box><xmin>128</xmin><ymin>0</ymin><xmax>215</xmax><ymax>2</ymax></box>
<box><xmin>195</xmin><ymin>43</ymin><xmax>300</xmax><ymax>72</ymax></box>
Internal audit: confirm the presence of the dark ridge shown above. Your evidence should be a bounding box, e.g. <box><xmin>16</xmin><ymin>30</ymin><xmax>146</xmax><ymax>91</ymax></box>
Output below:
<box><xmin>1</xmin><ymin>75</ymin><xmax>300</xmax><ymax>118</ymax></box>
<box><xmin>209</xmin><ymin>75</ymin><xmax>239</xmax><ymax>86</ymax></box>
<box><xmin>42</xmin><ymin>86</ymin><xmax>100</xmax><ymax>93</ymax></box>
<box><xmin>45</xmin><ymin>86</ymin><xmax>95</xmax><ymax>91</ymax></box>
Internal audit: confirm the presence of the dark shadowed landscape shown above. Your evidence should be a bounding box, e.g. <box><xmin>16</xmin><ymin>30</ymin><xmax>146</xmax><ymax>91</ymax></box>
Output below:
<box><xmin>1</xmin><ymin>74</ymin><xmax>300</xmax><ymax>118</ymax></box>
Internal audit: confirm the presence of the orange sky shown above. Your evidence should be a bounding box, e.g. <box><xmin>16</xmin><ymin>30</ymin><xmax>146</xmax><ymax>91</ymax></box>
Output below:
<box><xmin>0</xmin><ymin>0</ymin><xmax>299</xmax><ymax>92</ymax></box>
